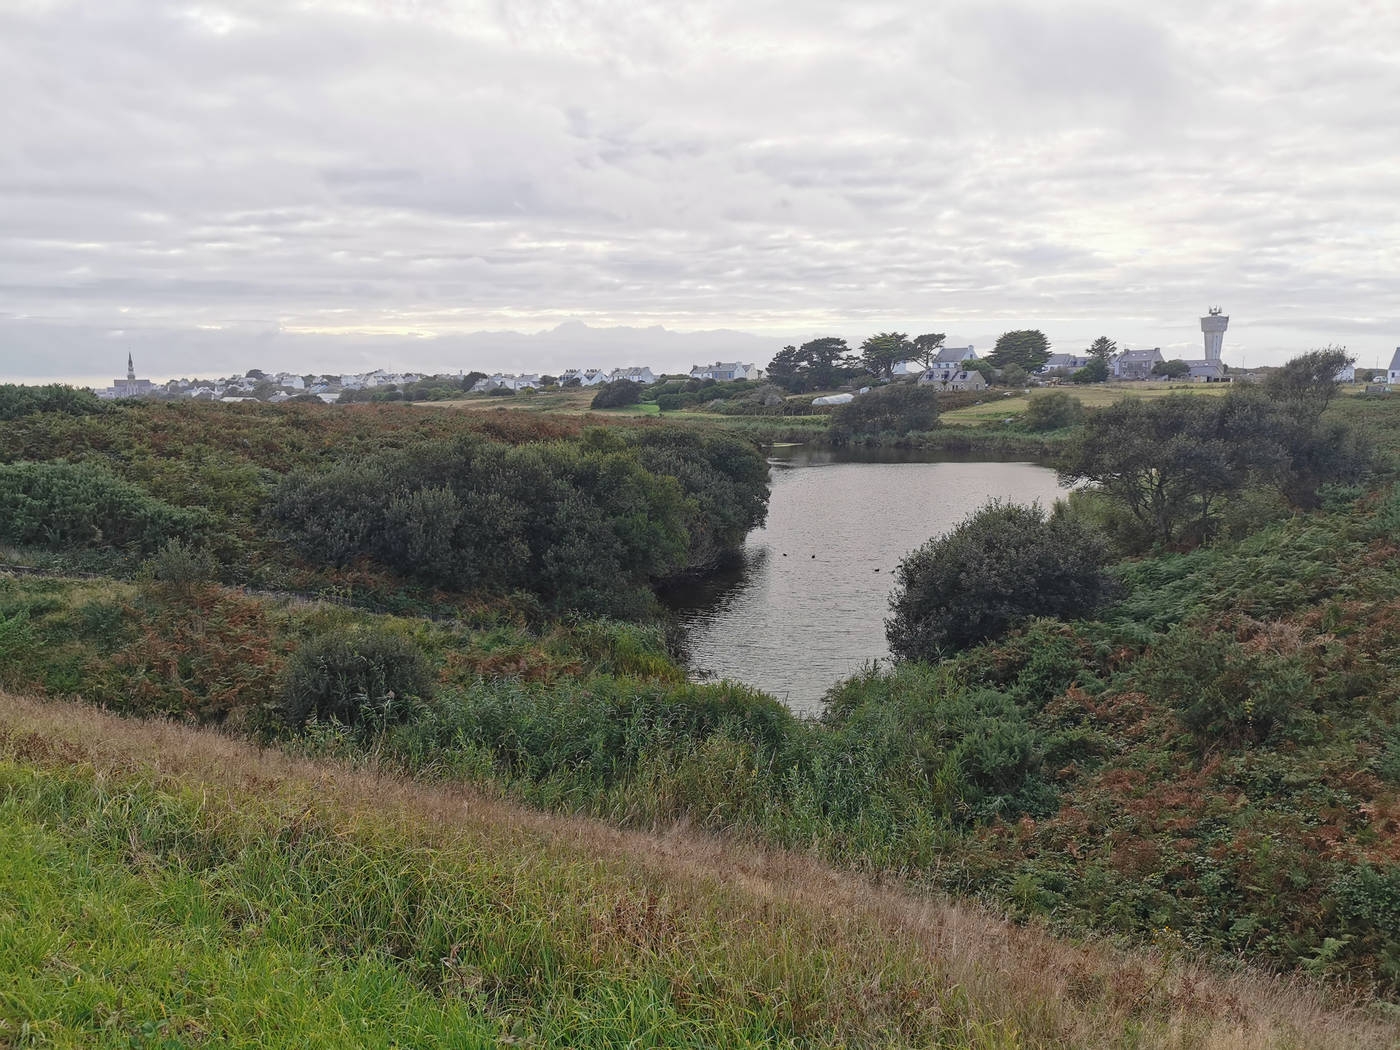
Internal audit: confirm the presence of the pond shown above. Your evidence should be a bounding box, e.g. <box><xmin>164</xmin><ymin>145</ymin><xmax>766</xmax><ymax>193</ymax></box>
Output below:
<box><xmin>662</xmin><ymin>446</ymin><xmax>1069</xmax><ymax>714</ymax></box>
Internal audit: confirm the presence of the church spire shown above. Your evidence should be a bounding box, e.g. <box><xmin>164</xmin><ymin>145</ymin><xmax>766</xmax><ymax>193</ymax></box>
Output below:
<box><xmin>127</xmin><ymin>353</ymin><xmax>135</xmax><ymax>381</ymax></box>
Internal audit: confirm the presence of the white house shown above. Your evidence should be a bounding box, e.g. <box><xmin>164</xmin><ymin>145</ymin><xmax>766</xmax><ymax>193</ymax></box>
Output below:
<box><xmin>1334</xmin><ymin>363</ymin><xmax>1356</xmax><ymax>383</ymax></box>
<box><xmin>610</xmin><ymin>366</ymin><xmax>658</xmax><ymax>384</ymax></box>
<box><xmin>472</xmin><ymin>373</ymin><xmax>541</xmax><ymax>392</ymax></box>
<box><xmin>275</xmin><ymin>372</ymin><xmax>306</xmax><ymax>390</ymax></box>
<box><xmin>1388</xmin><ymin>348</ymin><xmax>1400</xmax><ymax>385</ymax></box>
<box><xmin>690</xmin><ymin>362</ymin><xmax>761</xmax><ymax>382</ymax></box>
<box><xmin>933</xmin><ymin>345</ymin><xmax>977</xmax><ymax>364</ymax></box>
<box><xmin>560</xmin><ymin>368</ymin><xmax>605</xmax><ymax>386</ymax></box>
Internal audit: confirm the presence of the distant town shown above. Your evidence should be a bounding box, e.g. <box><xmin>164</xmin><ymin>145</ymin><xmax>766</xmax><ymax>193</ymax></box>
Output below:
<box><xmin>94</xmin><ymin>311</ymin><xmax>1400</xmax><ymax>404</ymax></box>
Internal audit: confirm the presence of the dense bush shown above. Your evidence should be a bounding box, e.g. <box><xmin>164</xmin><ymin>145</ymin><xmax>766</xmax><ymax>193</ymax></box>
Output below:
<box><xmin>268</xmin><ymin>429</ymin><xmax>768</xmax><ymax>614</ymax></box>
<box><xmin>886</xmin><ymin>501</ymin><xmax>1111</xmax><ymax>659</ymax></box>
<box><xmin>1023</xmin><ymin>391</ymin><xmax>1084</xmax><ymax>431</ymax></box>
<box><xmin>828</xmin><ymin>384</ymin><xmax>940</xmax><ymax>443</ymax></box>
<box><xmin>0</xmin><ymin>461</ymin><xmax>206</xmax><ymax>554</ymax></box>
<box><xmin>0</xmin><ymin>383</ymin><xmax>107</xmax><ymax>420</ymax></box>
<box><xmin>279</xmin><ymin>627</ymin><xmax>433</xmax><ymax>729</ymax></box>
<box><xmin>1140</xmin><ymin>625</ymin><xmax>1313</xmax><ymax>747</ymax></box>
<box><xmin>590</xmin><ymin>379</ymin><xmax>641</xmax><ymax>409</ymax></box>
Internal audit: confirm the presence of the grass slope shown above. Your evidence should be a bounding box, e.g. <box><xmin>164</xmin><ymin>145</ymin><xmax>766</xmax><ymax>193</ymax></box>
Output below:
<box><xmin>3</xmin><ymin>692</ymin><xmax>1395</xmax><ymax>1049</ymax></box>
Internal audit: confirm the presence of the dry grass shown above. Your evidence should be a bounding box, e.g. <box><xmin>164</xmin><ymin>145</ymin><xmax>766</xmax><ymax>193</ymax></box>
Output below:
<box><xmin>2</xmin><ymin>690</ymin><xmax>1395</xmax><ymax>1049</ymax></box>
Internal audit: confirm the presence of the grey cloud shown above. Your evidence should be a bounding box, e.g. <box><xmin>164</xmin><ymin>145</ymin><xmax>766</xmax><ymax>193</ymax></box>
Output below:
<box><xmin>1</xmin><ymin>0</ymin><xmax>1398</xmax><ymax>381</ymax></box>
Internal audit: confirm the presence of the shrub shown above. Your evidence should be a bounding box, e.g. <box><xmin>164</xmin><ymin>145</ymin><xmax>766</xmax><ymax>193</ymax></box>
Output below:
<box><xmin>145</xmin><ymin>538</ymin><xmax>218</xmax><ymax>591</ymax></box>
<box><xmin>1138</xmin><ymin>625</ymin><xmax>1313</xmax><ymax>746</ymax></box>
<box><xmin>0</xmin><ymin>461</ymin><xmax>206</xmax><ymax>554</ymax></box>
<box><xmin>886</xmin><ymin>501</ymin><xmax>1112</xmax><ymax>659</ymax></box>
<box><xmin>1024</xmin><ymin>391</ymin><xmax>1084</xmax><ymax>431</ymax></box>
<box><xmin>828</xmin><ymin>384</ymin><xmax>939</xmax><ymax>442</ymax></box>
<box><xmin>0</xmin><ymin>383</ymin><xmax>107</xmax><ymax>420</ymax></box>
<box><xmin>590</xmin><ymin>379</ymin><xmax>642</xmax><ymax>409</ymax></box>
<box><xmin>486</xmin><ymin>386</ymin><xmax>516</xmax><ymax>397</ymax></box>
<box><xmin>279</xmin><ymin>627</ymin><xmax>434</xmax><ymax>730</ymax></box>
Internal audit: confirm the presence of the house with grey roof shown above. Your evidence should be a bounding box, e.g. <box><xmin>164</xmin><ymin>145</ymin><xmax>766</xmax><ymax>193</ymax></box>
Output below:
<box><xmin>610</xmin><ymin>366</ymin><xmax>658</xmax><ymax>384</ymax></box>
<box><xmin>1041</xmin><ymin>353</ymin><xmax>1092</xmax><ymax>374</ymax></box>
<box><xmin>1111</xmin><ymin>348</ymin><xmax>1164</xmax><ymax>380</ymax></box>
<box><xmin>1389</xmin><ymin>347</ymin><xmax>1400</xmax><ymax>385</ymax></box>
<box><xmin>1181</xmin><ymin>359</ymin><xmax>1227</xmax><ymax>381</ymax></box>
<box><xmin>690</xmin><ymin>362</ymin><xmax>761</xmax><ymax>381</ymax></box>
<box><xmin>892</xmin><ymin>346</ymin><xmax>976</xmax><ymax>376</ymax></box>
<box><xmin>919</xmin><ymin>367</ymin><xmax>987</xmax><ymax>391</ymax></box>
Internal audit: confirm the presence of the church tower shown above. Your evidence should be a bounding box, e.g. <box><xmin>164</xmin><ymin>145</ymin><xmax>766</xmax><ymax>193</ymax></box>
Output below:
<box><xmin>127</xmin><ymin>353</ymin><xmax>135</xmax><ymax>381</ymax></box>
<box><xmin>1200</xmin><ymin>307</ymin><xmax>1228</xmax><ymax>362</ymax></box>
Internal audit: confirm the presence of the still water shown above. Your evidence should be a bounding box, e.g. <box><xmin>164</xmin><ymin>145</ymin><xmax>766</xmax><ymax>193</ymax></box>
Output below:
<box><xmin>664</xmin><ymin>446</ymin><xmax>1068</xmax><ymax>714</ymax></box>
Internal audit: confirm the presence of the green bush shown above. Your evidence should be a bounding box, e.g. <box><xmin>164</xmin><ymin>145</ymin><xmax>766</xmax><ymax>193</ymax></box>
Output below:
<box><xmin>590</xmin><ymin>379</ymin><xmax>642</xmax><ymax>409</ymax></box>
<box><xmin>145</xmin><ymin>538</ymin><xmax>218</xmax><ymax>590</ymax></box>
<box><xmin>1023</xmin><ymin>391</ymin><xmax>1084</xmax><ymax>431</ymax></box>
<box><xmin>828</xmin><ymin>384</ymin><xmax>939</xmax><ymax>443</ymax></box>
<box><xmin>1138</xmin><ymin>626</ymin><xmax>1313</xmax><ymax>746</ymax></box>
<box><xmin>279</xmin><ymin>627</ymin><xmax>434</xmax><ymax>730</ymax></box>
<box><xmin>0</xmin><ymin>383</ymin><xmax>107</xmax><ymax>420</ymax></box>
<box><xmin>886</xmin><ymin>501</ymin><xmax>1112</xmax><ymax>659</ymax></box>
<box><xmin>0</xmin><ymin>461</ymin><xmax>206</xmax><ymax>554</ymax></box>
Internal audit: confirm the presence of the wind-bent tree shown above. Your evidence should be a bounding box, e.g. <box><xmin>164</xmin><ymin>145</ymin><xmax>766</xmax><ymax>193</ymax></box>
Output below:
<box><xmin>860</xmin><ymin>332</ymin><xmax>914</xmax><ymax>379</ymax></box>
<box><xmin>988</xmin><ymin>330</ymin><xmax>1051</xmax><ymax>372</ymax></box>
<box><xmin>1152</xmin><ymin>359</ymin><xmax>1190</xmax><ymax>379</ymax></box>
<box><xmin>913</xmin><ymin>332</ymin><xmax>947</xmax><ymax>369</ymax></box>
<box><xmin>766</xmin><ymin>337</ymin><xmax>857</xmax><ymax>392</ymax></box>
<box><xmin>1263</xmin><ymin>346</ymin><xmax>1354</xmax><ymax>427</ymax></box>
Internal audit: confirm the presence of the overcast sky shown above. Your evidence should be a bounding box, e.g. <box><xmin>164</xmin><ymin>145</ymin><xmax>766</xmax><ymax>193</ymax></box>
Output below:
<box><xmin>4</xmin><ymin>0</ymin><xmax>1399</xmax><ymax>385</ymax></box>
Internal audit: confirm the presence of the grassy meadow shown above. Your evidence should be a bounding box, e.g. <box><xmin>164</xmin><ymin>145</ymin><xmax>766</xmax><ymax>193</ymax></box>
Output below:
<box><xmin>3</xmin><ymin>691</ymin><xmax>1396</xmax><ymax>1050</ymax></box>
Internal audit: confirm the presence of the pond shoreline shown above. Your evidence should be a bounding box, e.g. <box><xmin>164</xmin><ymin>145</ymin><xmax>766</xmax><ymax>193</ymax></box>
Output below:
<box><xmin>662</xmin><ymin>448</ymin><xmax>1071</xmax><ymax>712</ymax></box>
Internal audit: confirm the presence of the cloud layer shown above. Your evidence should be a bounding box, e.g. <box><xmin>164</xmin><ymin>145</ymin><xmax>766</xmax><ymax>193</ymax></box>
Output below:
<box><xmin>3</xmin><ymin>0</ymin><xmax>1399</xmax><ymax>382</ymax></box>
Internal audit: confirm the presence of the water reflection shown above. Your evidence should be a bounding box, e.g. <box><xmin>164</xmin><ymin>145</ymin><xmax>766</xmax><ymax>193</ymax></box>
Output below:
<box><xmin>663</xmin><ymin>446</ymin><xmax>1069</xmax><ymax>714</ymax></box>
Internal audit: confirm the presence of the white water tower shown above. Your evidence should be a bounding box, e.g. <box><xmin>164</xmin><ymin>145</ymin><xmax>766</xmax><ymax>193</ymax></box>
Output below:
<box><xmin>1200</xmin><ymin>307</ymin><xmax>1228</xmax><ymax>362</ymax></box>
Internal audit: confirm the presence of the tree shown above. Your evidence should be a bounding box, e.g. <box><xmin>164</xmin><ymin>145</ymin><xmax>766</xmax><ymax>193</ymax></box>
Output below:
<box><xmin>590</xmin><ymin>379</ymin><xmax>641</xmax><ymax>409</ymax></box>
<box><xmin>1071</xmin><ymin>358</ymin><xmax>1109</xmax><ymax>384</ymax></box>
<box><xmin>1263</xmin><ymin>346</ymin><xmax>1354</xmax><ymax>427</ymax></box>
<box><xmin>912</xmin><ymin>332</ymin><xmax>947</xmax><ymax>370</ymax></box>
<box><xmin>860</xmin><ymin>332</ymin><xmax>913</xmax><ymax>379</ymax></box>
<box><xmin>1088</xmin><ymin>336</ymin><xmax>1117</xmax><ymax>361</ymax></box>
<box><xmin>1152</xmin><ymin>359</ymin><xmax>1190</xmax><ymax>379</ymax></box>
<box><xmin>988</xmin><ymin>330</ymin><xmax>1051</xmax><ymax>372</ymax></box>
<box><xmin>766</xmin><ymin>337</ymin><xmax>857</xmax><ymax>392</ymax></box>
<box><xmin>765</xmin><ymin>345</ymin><xmax>804</xmax><ymax>389</ymax></box>
<box><xmin>1059</xmin><ymin>395</ymin><xmax>1271</xmax><ymax>547</ymax></box>
<box><xmin>886</xmin><ymin>501</ymin><xmax>1112</xmax><ymax>659</ymax></box>
<box><xmin>461</xmin><ymin>371</ymin><xmax>487</xmax><ymax>391</ymax></box>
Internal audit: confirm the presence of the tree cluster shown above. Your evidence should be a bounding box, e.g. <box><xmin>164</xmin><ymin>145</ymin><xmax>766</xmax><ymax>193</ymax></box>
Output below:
<box><xmin>267</xmin><ymin>428</ymin><xmax>770</xmax><ymax>616</ymax></box>
<box><xmin>1059</xmin><ymin>349</ymin><xmax>1364</xmax><ymax>548</ymax></box>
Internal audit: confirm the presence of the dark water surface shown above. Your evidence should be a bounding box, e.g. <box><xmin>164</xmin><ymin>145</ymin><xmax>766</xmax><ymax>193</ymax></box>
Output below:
<box><xmin>663</xmin><ymin>446</ymin><xmax>1068</xmax><ymax>714</ymax></box>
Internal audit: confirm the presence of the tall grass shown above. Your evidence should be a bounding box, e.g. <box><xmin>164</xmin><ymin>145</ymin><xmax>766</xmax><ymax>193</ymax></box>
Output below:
<box><xmin>3</xmin><ymin>691</ymin><xmax>1393</xmax><ymax>1049</ymax></box>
